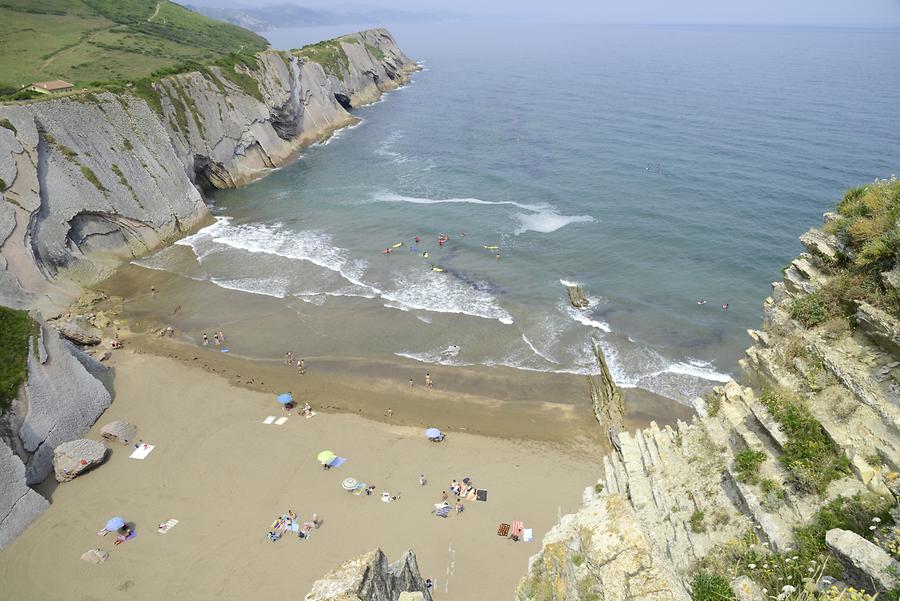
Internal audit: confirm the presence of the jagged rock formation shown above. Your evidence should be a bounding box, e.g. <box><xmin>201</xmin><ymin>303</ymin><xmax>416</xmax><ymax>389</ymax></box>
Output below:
<box><xmin>304</xmin><ymin>549</ymin><xmax>432</xmax><ymax>601</ymax></box>
<box><xmin>587</xmin><ymin>340</ymin><xmax>625</xmax><ymax>436</ymax></box>
<box><xmin>52</xmin><ymin>438</ymin><xmax>107</xmax><ymax>482</ymax></box>
<box><xmin>100</xmin><ymin>420</ymin><xmax>137</xmax><ymax>445</ymax></box>
<box><xmin>0</xmin><ymin>29</ymin><xmax>416</xmax><ymax>308</ymax></box>
<box><xmin>825</xmin><ymin>528</ymin><xmax>900</xmax><ymax>592</ymax></box>
<box><xmin>520</xmin><ymin>208</ymin><xmax>900</xmax><ymax>600</ymax></box>
<box><xmin>564</xmin><ymin>282</ymin><xmax>590</xmax><ymax>308</ymax></box>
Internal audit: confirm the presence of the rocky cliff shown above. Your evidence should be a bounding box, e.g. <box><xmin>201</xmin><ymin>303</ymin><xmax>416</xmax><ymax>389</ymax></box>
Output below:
<box><xmin>304</xmin><ymin>549</ymin><xmax>432</xmax><ymax>601</ymax></box>
<box><xmin>0</xmin><ymin>28</ymin><xmax>416</xmax><ymax>310</ymax></box>
<box><xmin>520</xmin><ymin>182</ymin><xmax>900</xmax><ymax>600</ymax></box>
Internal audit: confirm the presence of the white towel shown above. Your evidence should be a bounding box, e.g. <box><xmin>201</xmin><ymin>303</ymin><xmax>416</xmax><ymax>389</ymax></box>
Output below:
<box><xmin>158</xmin><ymin>519</ymin><xmax>179</xmax><ymax>534</ymax></box>
<box><xmin>263</xmin><ymin>416</ymin><xmax>276</xmax><ymax>424</ymax></box>
<box><xmin>523</xmin><ymin>528</ymin><xmax>533</xmax><ymax>542</ymax></box>
<box><xmin>275</xmin><ymin>417</ymin><xmax>288</xmax><ymax>425</ymax></box>
<box><xmin>304</xmin><ymin>411</ymin><xmax>317</xmax><ymax>419</ymax></box>
<box><xmin>130</xmin><ymin>444</ymin><xmax>155</xmax><ymax>459</ymax></box>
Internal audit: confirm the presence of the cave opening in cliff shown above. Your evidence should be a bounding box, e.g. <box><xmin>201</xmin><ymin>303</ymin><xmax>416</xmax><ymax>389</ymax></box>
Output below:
<box><xmin>334</xmin><ymin>93</ymin><xmax>352</xmax><ymax>111</ymax></box>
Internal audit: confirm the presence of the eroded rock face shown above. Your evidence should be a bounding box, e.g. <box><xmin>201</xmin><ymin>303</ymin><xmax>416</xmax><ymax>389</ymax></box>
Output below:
<box><xmin>0</xmin><ymin>439</ymin><xmax>49</xmax><ymax>550</ymax></box>
<box><xmin>20</xmin><ymin>324</ymin><xmax>112</xmax><ymax>485</ymax></box>
<box><xmin>52</xmin><ymin>439</ymin><xmax>107</xmax><ymax>482</ymax></box>
<box><xmin>304</xmin><ymin>549</ymin><xmax>432</xmax><ymax>601</ymax></box>
<box><xmin>0</xmin><ymin>29</ymin><xmax>416</xmax><ymax>299</ymax></box>
<box><xmin>825</xmin><ymin>529</ymin><xmax>900</xmax><ymax>593</ymax></box>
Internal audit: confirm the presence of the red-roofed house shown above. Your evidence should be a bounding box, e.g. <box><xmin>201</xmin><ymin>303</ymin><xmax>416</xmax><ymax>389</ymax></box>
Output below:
<box><xmin>28</xmin><ymin>80</ymin><xmax>75</xmax><ymax>94</ymax></box>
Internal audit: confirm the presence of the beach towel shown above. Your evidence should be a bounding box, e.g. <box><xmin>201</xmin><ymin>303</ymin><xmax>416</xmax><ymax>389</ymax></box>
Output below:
<box><xmin>291</xmin><ymin>523</ymin><xmax>300</xmax><ymax>533</ymax></box>
<box><xmin>329</xmin><ymin>457</ymin><xmax>347</xmax><ymax>468</ymax></box>
<box><xmin>304</xmin><ymin>411</ymin><xmax>318</xmax><ymax>419</ymax></box>
<box><xmin>115</xmin><ymin>530</ymin><xmax>137</xmax><ymax>545</ymax></box>
<box><xmin>476</xmin><ymin>489</ymin><xmax>488</xmax><ymax>502</ymax></box>
<box><xmin>129</xmin><ymin>444</ymin><xmax>155</xmax><ymax>459</ymax></box>
<box><xmin>523</xmin><ymin>528</ymin><xmax>533</xmax><ymax>542</ymax></box>
<box><xmin>381</xmin><ymin>492</ymin><xmax>392</xmax><ymax>503</ymax></box>
<box><xmin>433</xmin><ymin>503</ymin><xmax>450</xmax><ymax>518</ymax></box>
<box><xmin>221</xmin><ymin>348</ymin><xmax>229</xmax><ymax>353</ymax></box>
<box><xmin>511</xmin><ymin>520</ymin><xmax>524</xmax><ymax>540</ymax></box>
<box><xmin>497</xmin><ymin>523</ymin><xmax>511</xmax><ymax>537</ymax></box>
<box><xmin>275</xmin><ymin>417</ymin><xmax>288</xmax><ymax>425</ymax></box>
<box><xmin>352</xmin><ymin>483</ymin><xmax>367</xmax><ymax>496</ymax></box>
<box><xmin>466</xmin><ymin>489</ymin><xmax>477</xmax><ymax>502</ymax></box>
<box><xmin>157</xmin><ymin>519</ymin><xmax>179</xmax><ymax>534</ymax></box>
<box><xmin>263</xmin><ymin>416</ymin><xmax>276</xmax><ymax>424</ymax></box>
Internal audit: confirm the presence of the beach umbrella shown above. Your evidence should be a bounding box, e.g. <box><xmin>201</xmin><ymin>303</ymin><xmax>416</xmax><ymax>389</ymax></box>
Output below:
<box><xmin>317</xmin><ymin>450</ymin><xmax>336</xmax><ymax>464</ymax></box>
<box><xmin>425</xmin><ymin>427</ymin><xmax>442</xmax><ymax>439</ymax></box>
<box><xmin>277</xmin><ymin>393</ymin><xmax>293</xmax><ymax>405</ymax></box>
<box><xmin>342</xmin><ymin>477</ymin><xmax>359</xmax><ymax>491</ymax></box>
<box><xmin>105</xmin><ymin>517</ymin><xmax>125</xmax><ymax>531</ymax></box>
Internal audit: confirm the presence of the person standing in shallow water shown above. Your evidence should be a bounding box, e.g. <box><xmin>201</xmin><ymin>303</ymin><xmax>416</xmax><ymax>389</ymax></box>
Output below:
<box><xmin>425</xmin><ymin>373</ymin><xmax>433</xmax><ymax>389</ymax></box>
<box><xmin>202</xmin><ymin>333</ymin><xmax>208</xmax><ymax>346</ymax></box>
<box><xmin>297</xmin><ymin>359</ymin><xmax>306</xmax><ymax>375</ymax></box>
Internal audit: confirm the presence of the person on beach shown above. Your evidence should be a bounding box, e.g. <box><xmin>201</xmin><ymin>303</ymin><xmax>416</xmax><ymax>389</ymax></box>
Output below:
<box><xmin>409</xmin><ymin>378</ymin><xmax>414</xmax><ymax>387</ymax></box>
<box><xmin>387</xmin><ymin>408</ymin><xmax>393</xmax><ymax>417</ymax></box>
<box><xmin>425</xmin><ymin>373</ymin><xmax>433</xmax><ymax>389</ymax></box>
<box><xmin>151</xmin><ymin>285</ymin><xmax>157</xmax><ymax>294</ymax></box>
<box><xmin>419</xmin><ymin>474</ymin><xmax>426</xmax><ymax>486</ymax></box>
<box><xmin>301</xmin><ymin>402</ymin><xmax>312</xmax><ymax>417</ymax></box>
<box><xmin>213</xmin><ymin>332</ymin><xmax>220</xmax><ymax>345</ymax></box>
<box><xmin>218</xmin><ymin>330</ymin><xmax>225</xmax><ymax>343</ymax></box>
<box><xmin>285</xmin><ymin>351</ymin><xmax>293</xmax><ymax>366</ymax></box>
<box><xmin>312</xmin><ymin>513</ymin><xmax>319</xmax><ymax>528</ymax></box>
<box><xmin>441</xmin><ymin>490</ymin><xmax>448</xmax><ymax>501</ymax></box>
<box><xmin>202</xmin><ymin>333</ymin><xmax>208</xmax><ymax>346</ymax></box>
<box><xmin>297</xmin><ymin>359</ymin><xmax>306</xmax><ymax>375</ymax></box>
<box><xmin>425</xmin><ymin>579</ymin><xmax>434</xmax><ymax>593</ymax></box>
<box><xmin>455</xmin><ymin>499</ymin><xmax>464</xmax><ymax>514</ymax></box>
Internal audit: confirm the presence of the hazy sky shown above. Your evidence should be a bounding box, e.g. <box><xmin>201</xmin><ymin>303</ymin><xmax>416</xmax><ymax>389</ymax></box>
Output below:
<box><xmin>197</xmin><ymin>0</ymin><xmax>900</xmax><ymax>26</ymax></box>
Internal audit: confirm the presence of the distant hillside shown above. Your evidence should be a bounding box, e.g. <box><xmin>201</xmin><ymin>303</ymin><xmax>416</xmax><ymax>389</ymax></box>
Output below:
<box><xmin>187</xmin><ymin>2</ymin><xmax>448</xmax><ymax>32</ymax></box>
<box><xmin>0</xmin><ymin>0</ymin><xmax>268</xmax><ymax>92</ymax></box>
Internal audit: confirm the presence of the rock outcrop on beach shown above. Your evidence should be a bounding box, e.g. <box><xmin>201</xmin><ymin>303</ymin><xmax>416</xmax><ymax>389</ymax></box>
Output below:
<box><xmin>0</xmin><ymin>29</ymin><xmax>416</xmax><ymax>308</ymax></box>
<box><xmin>304</xmin><ymin>549</ymin><xmax>432</xmax><ymax>601</ymax></box>
<box><xmin>520</xmin><ymin>187</ymin><xmax>900</xmax><ymax>600</ymax></box>
<box><xmin>0</xmin><ymin>439</ymin><xmax>49</xmax><ymax>550</ymax></box>
<box><xmin>52</xmin><ymin>438</ymin><xmax>107</xmax><ymax>482</ymax></box>
<box><xmin>100</xmin><ymin>420</ymin><xmax>137</xmax><ymax>445</ymax></box>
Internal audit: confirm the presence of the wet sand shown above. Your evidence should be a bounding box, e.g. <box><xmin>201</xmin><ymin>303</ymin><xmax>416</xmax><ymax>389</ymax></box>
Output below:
<box><xmin>0</xmin><ymin>352</ymin><xmax>602</xmax><ymax>601</ymax></box>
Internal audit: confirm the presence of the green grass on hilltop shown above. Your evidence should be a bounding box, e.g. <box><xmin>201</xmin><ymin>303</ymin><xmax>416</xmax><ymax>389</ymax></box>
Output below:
<box><xmin>0</xmin><ymin>0</ymin><xmax>267</xmax><ymax>92</ymax></box>
<box><xmin>294</xmin><ymin>38</ymin><xmax>350</xmax><ymax>77</ymax></box>
<box><xmin>0</xmin><ymin>306</ymin><xmax>37</xmax><ymax>411</ymax></box>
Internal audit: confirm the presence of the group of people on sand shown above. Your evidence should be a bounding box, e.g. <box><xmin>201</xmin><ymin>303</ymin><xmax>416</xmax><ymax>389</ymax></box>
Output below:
<box><xmin>434</xmin><ymin>477</ymin><xmax>477</xmax><ymax>516</ymax></box>
<box><xmin>268</xmin><ymin>510</ymin><xmax>320</xmax><ymax>541</ymax></box>
<box><xmin>201</xmin><ymin>331</ymin><xmax>226</xmax><ymax>346</ymax></box>
<box><xmin>284</xmin><ymin>351</ymin><xmax>306</xmax><ymax>374</ymax></box>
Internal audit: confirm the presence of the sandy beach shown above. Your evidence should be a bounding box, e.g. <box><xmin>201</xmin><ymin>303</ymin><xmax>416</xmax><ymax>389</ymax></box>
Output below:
<box><xmin>1</xmin><ymin>351</ymin><xmax>612</xmax><ymax>601</ymax></box>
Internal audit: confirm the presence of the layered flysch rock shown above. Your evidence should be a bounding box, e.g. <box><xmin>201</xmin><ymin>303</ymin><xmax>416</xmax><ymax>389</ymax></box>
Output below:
<box><xmin>0</xmin><ymin>29</ymin><xmax>416</xmax><ymax>307</ymax></box>
<box><xmin>0</xmin><ymin>438</ymin><xmax>49</xmax><ymax>550</ymax></box>
<box><xmin>304</xmin><ymin>549</ymin><xmax>432</xmax><ymax>601</ymax></box>
<box><xmin>519</xmin><ymin>209</ymin><xmax>900</xmax><ymax>600</ymax></box>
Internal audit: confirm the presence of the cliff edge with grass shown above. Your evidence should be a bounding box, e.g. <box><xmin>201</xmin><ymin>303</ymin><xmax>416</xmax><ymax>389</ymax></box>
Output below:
<box><xmin>0</xmin><ymin>28</ymin><xmax>416</xmax><ymax>310</ymax></box>
<box><xmin>519</xmin><ymin>179</ymin><xmax>900</xmax><ymax>601</ymax></box>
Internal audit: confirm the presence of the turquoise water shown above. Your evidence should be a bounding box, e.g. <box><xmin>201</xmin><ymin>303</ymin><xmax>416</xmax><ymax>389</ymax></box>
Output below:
<box><xmin>140</xmin><ymin>24</ymin><xmax>900</xmax><ymax>405</ymax></box>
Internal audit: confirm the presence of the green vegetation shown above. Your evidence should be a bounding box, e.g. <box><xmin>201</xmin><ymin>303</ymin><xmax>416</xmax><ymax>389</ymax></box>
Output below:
<box><xmin>295</xmin><ymin>39</ymin><xmax>350</xmax><ymax>77</ymax></box>
<box><xmin>122</xmin><ymin>137</ymin><xmax>133</xmax><ymax>151</ymax></box>
<box><xmin>0</xmin><ymin>177</ymin><xmax>6</xmax><ymax>189</ymax></box>
<box><xmin>788</xmin><ymin>179</ymin><xmax>900</xmax><ymax>327</ymax></box>
<box><xmin>733</xmin><ymin>449</ymin><xmax>766</xmax><ymax>485</ymax></box>
<box><xmin>694</xmin><ymin>494</ymin><xmax>895</xmax><ymax>600</ymax></box>
<box><xmin>760</xmin><ymin>478</ymin><xmax>786</xmax><ymax>511</ymax></box>
<box><xmin>0</xmin><ymin>0</ymin><xmax>266</xmax><ymax>94</ymax></box>
<box><xmin>690</xmin><ymin>510</ymin><xmax>707</xmax><ymax>533</ymax></box>
<box><xmin>704</xmin><ymin>390</ymin><xmax>722</xmax><ymax>417</ymax></box>
<box><xmin>80</xmin><ymin>164</ymin><xmax>106</xmax><ymax>191</ymax></box>
<box><xmin>760</xmin><ymin>389</ymin><xmax>850</xmax><ymax>495</ymax></box>
<box><xmin>365</xmin><ymin>43</ymin><xmax>385</xmax><ymax>61</ymax></box>
<box><xmin>211</xmin><ymin>53</ymin><xmax>262</xmax><ymax>102</ymax></box>
<box><xmin>0</xmin><ymin>307</ymin><xmax>37</xmax><ymax>411</ymax></box>
<box><xmin>690</xmin><ymin>570</ymin><xmax>734</xmax><ymax>601</ymax></box>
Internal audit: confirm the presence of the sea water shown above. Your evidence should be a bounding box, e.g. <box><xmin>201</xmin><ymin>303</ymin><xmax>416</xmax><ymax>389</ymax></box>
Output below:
<box><xmin>136</xmin><ymin>23</ymin><xmax>900</xmax><ymax>405</ymax></box>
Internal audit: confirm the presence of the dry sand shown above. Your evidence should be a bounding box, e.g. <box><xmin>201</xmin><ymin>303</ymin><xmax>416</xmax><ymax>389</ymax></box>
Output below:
<box><xmin>0</xmin><ymin>351</ymin><xmax>606</xmax><ymax>601</ymax></box>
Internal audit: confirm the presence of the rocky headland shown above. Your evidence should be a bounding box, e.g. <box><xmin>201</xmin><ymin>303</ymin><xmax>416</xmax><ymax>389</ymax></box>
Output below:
<box><xmin>519</xmin><ymin>180</ymin><xmax>900</xmax><ymax>600</ymax></box>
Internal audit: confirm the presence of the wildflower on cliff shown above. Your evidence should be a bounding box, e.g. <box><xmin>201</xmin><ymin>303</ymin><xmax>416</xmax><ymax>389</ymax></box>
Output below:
<box><xmin>791</xmin><ymin>556</ymin><xmax>798</xmax><ymax>560</ymax></box>
<box><xmin>872</xmin><ymin>517</ymin><xmax>881</xmax><ymax>523</ymax></box>
<box><xmin>748</xmin><ymin>563</ymin><xmax>756</xmax><ymax>569</ymax></box>
<box><xmin>763</xmin><ymin>563</ymin><xmax>769</xmax><ymax>569</ymax></box>
<box><xmin>870</xmin><ymin>525</ymin><xmax>877</xmax><ymax>531</ymax></box>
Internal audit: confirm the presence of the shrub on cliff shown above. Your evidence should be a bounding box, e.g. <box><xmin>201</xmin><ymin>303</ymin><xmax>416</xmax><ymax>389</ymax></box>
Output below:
<box><xmin>759</xmin><ymin>389</ymin><xmax>849</xmax><ymax>495</ymax></box>
<box><xmin>0</xmin><ymin>307</ymin><xmax>37</xmax><ymax>411</ymax></box>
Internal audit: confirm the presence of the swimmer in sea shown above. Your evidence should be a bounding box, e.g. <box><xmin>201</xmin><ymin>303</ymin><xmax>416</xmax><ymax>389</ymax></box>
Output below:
<box><xmin>383</xmin><ymin>247</ymin><xmax>392</xmax><ymax>254</ymax></box>
<box><xmin>697</xmin><ymin>299</ymin><xmax>706</xmax><ymax>305</ymax></box>
<box><xmin>722</xmin><ymin>303</ymin><xmax>729</xmax><ymax>310</ymax></box>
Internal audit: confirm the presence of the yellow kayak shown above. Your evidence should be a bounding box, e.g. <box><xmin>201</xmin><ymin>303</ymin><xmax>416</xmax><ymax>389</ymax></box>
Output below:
<box><xmin>392</xmin><ymin>242</ymin><xmax>403</xmax><ymax>248</ymax></box>
<box><xmin>422</xmin><ymin>252</ymin><xmax>429</xmax><ymax>258</ymax></box>
<box><xmin>483</xmin><ymin>245</ymin><xmax>499</xmax><ymax>250</ymax></box>
<box><xmin>431</xmin><ymin>266</ymin><xmax>444</xmax><ymax>272</ymax></box>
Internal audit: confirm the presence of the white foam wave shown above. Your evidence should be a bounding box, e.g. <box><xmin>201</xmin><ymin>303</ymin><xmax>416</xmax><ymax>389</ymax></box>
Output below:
<box><xmin>646</xmin><ymin>359</ymin><xmax>732</xmax><ymax>383</ymax></box>
<box><xmin>521</xmin><ymin>334</ymin><xmax>559</xmax><ymax>365</ymax></box>
<box><xmin>371</xmin><ymin>191</ymin><xmax>548</xmax><ymax>212</ymax></box>
<box><xmin>210</xmin><ymin>277</ymin><xmax>289</xmax><ymax>299</ymax></box>
<box><xmin>381</xmin><ymin>271</ymin><xmax>514</xmax><ymax>325</ymax></box>
<box><xmin>394</xmin><ymin>351</ymin><xmax>473</xmax><ymax>367</ymax></box>
<box><xmin>514</xmin><ymin>212</ymin><xmax>594</xmax><ymax>235</ymax></box>
<box><xmin>566</xmin><ymin>305</ymin><xmax>611</xmax><ymax>332</ymax></box>
<box><xmin>559</xmin><ymin>278</ymin><xmax>581</xmax><ymax>287</ymax></box>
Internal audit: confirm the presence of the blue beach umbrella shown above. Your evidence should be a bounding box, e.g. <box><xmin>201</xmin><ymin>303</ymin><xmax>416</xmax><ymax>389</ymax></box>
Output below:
<box><xmin>425</xmin><ymin>428</ymin><xmax>442</xmax><ymax>439</ymax></box>
<box><xmin>106</xmin><ymin>517</ymin><xmax>125</xmax><ymax>531</ymax></box>
<box><xmin>277</xmin><ymin>393</ymin><xmax>293</xmax><ymax>405</ymax></box>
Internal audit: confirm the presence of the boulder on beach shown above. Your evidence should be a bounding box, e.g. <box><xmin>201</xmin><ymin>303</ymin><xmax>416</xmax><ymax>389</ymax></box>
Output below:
<box><xmin>100</xmin><ymin>421</ymin><xmax>137</xmax><ymax>445</ymax></box>
<box><xmin>80</xmin><ymin>548</ymin><xmax>109</xmax><ymax>564</ymax></box>
<box><xmin>53</xmin><ymin>439</ymin><xmax>107</xmax><ymax>483</ymax></box>
<box><xmin>56</xmin><ymin>322</ymin><xmax>101</xmax><ymax>346</ymax></box>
